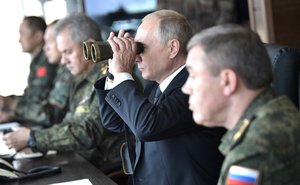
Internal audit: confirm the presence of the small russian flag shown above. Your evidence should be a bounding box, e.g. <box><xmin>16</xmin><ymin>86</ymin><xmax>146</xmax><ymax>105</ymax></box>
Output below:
<box><xmin>226</xmin><ymin>165</ymin><xmax>259</xmax><ymax>185</ymax></box>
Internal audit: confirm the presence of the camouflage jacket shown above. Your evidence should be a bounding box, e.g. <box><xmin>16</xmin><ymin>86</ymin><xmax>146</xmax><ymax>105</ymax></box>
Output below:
<box><xmin>157</xmin><ymin>0</ymin><xmax>236</xmax><ymax>33</ymax></box>
<box><xmin>15</xmin><ymin>50</ymin><xmax>58</xmax><ymax>122</ymax></box>
<box><xmin>16</xmin><ymin>65</ymin><xmax>73</xmax><ymax>127</ymax></box>
<box><xmin>218</xmin><ymin>89</ymin><xmax>300</xmax><ymax>185</ymax></box>
<box><xmin>34</xmin><ymin>62</ymin><xmax>125</xmax><ymax>169</ymax></box>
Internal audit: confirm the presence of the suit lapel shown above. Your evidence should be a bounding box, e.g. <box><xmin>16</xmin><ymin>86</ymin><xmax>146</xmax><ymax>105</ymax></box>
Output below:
<box><xmin>133</xmin><ymin>67</ymin><xmax>188</xmax><ymax>169</ymax></box>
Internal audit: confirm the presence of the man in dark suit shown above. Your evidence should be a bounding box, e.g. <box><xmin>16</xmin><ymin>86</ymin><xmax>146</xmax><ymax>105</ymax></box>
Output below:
<box><xmin>94</xmin><ymin>9</ymin><xmax>225</xmax><ymax>185</ymax></box>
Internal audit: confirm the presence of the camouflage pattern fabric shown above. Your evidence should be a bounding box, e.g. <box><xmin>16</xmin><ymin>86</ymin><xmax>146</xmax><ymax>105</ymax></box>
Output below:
<box><xmin>218</xmin><ymin>89</ymin><xmax>300</xmax><ymax>185</ymax></box>
<box><xmin>34</xmin><ymin>62</ymin><xmax>124</xmax><ymax>169</ymax></box>
<box><xmin>157</xmin><ymin>0</ymin><xmax>236</xmax><ymax>33</ymax></box>
<box><xmin>16</xmin><ymin>65</ymin><xmax>73</xmax><ymax>127</ymax></box>
<box><xmin>15</xmin><ymin>49</ymin><xmax>58</xmax><ymax>123</ymax></box>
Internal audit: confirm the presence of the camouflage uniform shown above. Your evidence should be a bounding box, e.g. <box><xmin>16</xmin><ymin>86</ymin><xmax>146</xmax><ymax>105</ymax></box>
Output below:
<box><xmin>17</xmin><ymin>65</ymin><xmax>73</xmax><ymax>127</ymax></box>
<box><xmin>34</xmin><ymin>62</ymin><xmax>124</xmax><ymax>169</ymax></box>
<box><xmin>218</xmin><ymin>89</ymin><xmax>300</xmax><ymax>185</ymax></box>
<box><xmin>157</xmin><ymin>0</ymin><xmax>236</xmax><ymax>33</ymax></box>
<box><xmin>15</xmin><ymin>49</ymin><xmax>58</xmax><ymax>122</ymax></box>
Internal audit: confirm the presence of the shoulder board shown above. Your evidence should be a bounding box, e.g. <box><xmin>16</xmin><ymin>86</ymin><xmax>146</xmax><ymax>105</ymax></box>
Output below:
<box><xmin>230</xmin><ymin>116</ymin><xmax>256</xmax><ymax>150</ymax></box>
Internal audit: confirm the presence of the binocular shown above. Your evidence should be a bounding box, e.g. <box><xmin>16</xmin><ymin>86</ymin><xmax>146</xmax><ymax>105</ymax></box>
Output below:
<box><xmin>83</xmin><ymin>41</ymin><xmax>144</xmax><ymax>63</ymax></box>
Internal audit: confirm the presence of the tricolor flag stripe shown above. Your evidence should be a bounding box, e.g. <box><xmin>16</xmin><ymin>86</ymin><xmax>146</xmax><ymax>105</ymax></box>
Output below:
<box><xmin>228</xmin><ymin>174</ymin><xmax>257</xmax><ymax>182</ymax></box>
<box><xmin>226</xmin><ymin>165</ymin><xmax>259</xmax><ymax>185</ymax></box>
<box><xmin>226</xmin><ymin>178</ymin><xmax>256</xmax><ymax>185</ymax></box>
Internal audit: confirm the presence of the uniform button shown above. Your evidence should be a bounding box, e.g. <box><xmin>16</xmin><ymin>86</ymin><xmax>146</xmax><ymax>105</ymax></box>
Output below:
<box><xmin>117</xmin><ymin>102</ymin><xmax>121</xmax><ymax>107</ymax></box>
<box><xmin>111</xmin><ymin>95</ymin><xmax>117</xmax><ymax>101</ymax></box>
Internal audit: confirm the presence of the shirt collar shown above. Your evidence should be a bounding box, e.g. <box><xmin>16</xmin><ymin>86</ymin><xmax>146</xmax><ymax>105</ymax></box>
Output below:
<box><xmin>159</xmin><ymin>64</ymin><xmax>185</xmax><ymax>93</ymax></box>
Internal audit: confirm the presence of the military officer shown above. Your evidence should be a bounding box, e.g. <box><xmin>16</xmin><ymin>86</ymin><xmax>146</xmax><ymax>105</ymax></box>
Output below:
<box><xmin>182</xmin><ymin>24</ymin><xmax>300</xmax><ymax>185</ymax></box>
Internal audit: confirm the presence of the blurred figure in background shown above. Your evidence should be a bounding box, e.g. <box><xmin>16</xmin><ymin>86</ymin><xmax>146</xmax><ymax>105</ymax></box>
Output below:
<box><xmin>3</xmin><ymin>13</ymin><xmax>124</xmax><ymax>173</ymax></box>
<box><xmin>0</xmin><ymin>16</ymin><xmax>58</xmax><ymax>124</ymax></box>
<box><xmin>10</xmin><ymin>20</ymin><xmax>73</xmax><ymax>127</ymax></box>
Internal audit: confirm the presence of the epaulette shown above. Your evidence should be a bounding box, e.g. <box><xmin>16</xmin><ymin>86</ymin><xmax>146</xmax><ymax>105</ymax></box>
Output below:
<box><xmin>100</xmin><ymin>63</ymin><xmax>108</xmax><ymax>76</ymax></box>
<box><xmin>230</xmin><ymin>115</ymin><xmax>256</xmax><ymax>150</ymax></box>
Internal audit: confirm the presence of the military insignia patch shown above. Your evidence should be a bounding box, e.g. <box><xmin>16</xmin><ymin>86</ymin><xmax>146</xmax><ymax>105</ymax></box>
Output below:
<box><xmin>100</xmin><ymin>63</ymin><xmax>108</xmax><ymax>76</ymax></box>
<box><xmin>232</xmin><ymin>119</ymin><xmax>251</xmax><ymax>142</ymax></box>
<box><xmin>226</xmin><ymin>165</ymin><xmax>259</xmax><ymax>185</ymax></box>
<box><xmin>75</xmin><ymin>105</ymin><xmax>89</xmax><ymax>113</ymax></box>
<box><xmin>36</xmin><ymin>66</ymin><xmax>47</xmax><ymax>77</ymax></box>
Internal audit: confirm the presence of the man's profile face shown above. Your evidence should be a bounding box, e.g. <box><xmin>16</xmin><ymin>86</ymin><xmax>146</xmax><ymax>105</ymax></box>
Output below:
<box><xmin>43</xmin><ymin>25</ymin><xmax>61</xmax><ymax>64</ymax></box>
<box><xmin>182</xmin><ymin>45</ymin><xmax>225</xmax><ymax>127</ymax></box>
<box><xmin>56</xmin><ymin>28</ymin><xmax>89</xmax><ymax>76</ymax></box>
<box><xmin>134</xmin><ymin>18</ymin><xmax>171</xmax><ymax>83</ymax></box>
<box><xmin>19</xmin><ymin>20</ymin><xmax>39</xmax><ymax>53</ymax></box>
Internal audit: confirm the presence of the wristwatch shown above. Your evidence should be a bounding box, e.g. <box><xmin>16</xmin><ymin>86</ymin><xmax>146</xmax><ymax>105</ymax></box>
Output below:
<box><xmin>27</xmin><ymin>130</ymin><xmax>37</xmax><ymax>148</ymax></box>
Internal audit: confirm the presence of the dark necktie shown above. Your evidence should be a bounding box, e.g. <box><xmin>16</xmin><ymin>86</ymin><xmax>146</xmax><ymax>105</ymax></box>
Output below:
<box><xmin>154</xmin><ymin>86</ymin><xmax>162</xmax><ymax>104</ymax></box>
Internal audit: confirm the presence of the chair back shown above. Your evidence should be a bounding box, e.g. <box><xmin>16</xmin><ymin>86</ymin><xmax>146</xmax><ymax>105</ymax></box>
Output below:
<box><xmin>265</xmin><ymin>43</ymin><xmax>300</xmax><ymax>109</ymax></box>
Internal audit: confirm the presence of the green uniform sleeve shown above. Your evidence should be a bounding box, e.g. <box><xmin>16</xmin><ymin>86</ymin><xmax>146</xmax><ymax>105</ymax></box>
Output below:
<box><xmin>34</xmin><ymin>96</ymin><xmax>103</xmax><ymax>151</ymax></box>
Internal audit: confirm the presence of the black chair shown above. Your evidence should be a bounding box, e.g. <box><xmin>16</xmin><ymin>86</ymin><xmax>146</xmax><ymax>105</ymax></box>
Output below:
<box><xmin>265</xmin><ymin>43</ymin><xmax>300</xmax><ymax>109</ymax></box>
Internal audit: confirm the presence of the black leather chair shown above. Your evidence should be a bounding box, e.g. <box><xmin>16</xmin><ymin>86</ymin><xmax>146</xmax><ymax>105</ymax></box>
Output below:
<box><xmin>265</xmin><ymin>43</ymin><xmax>300</xmax><ymax>109</ymax></box>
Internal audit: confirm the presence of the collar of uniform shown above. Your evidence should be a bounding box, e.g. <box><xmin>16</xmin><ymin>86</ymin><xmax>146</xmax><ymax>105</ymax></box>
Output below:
<box><xmin>32</xmin><ymin>48</ymin><xmax>44</xmax><ymax>61</ymax></box>
<box><xmin>30</xmin><ymin>49</ymin><xmax>46</xmax><ymax>68</ymax></box>
<box><xmin>219</xmin><ymin>88</ymin><xmax>276</xmax><ymax>154</ymax></box>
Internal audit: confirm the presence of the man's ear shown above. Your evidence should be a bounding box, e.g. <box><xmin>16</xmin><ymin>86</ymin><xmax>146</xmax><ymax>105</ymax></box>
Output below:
<box><xmin>168</xmin><ymin>39</ymin><xmax>180</xmax><ymax>59</ymax></box>
<box><xmin>220</xmin><ymin>69</ymin><xmax>238</xmax><ymax>96</ymax></box>
<box><xmin>34</xmin><ymin>30</ymin><xmax>44</xmax><ymax>43</ymax></box>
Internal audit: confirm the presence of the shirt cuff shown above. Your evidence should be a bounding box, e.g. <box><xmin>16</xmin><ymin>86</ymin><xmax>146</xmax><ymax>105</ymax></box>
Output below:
<box><xmin>105</xmin><ymin>72</ymin><xmax>134</xmax><ymax>89</ymax></box>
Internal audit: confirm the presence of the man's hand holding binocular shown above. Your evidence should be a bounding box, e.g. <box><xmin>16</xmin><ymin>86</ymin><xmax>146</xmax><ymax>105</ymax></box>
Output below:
<box><xmin>107</xmin><ymin>30</ymin><xmax>138</xmax><ymax>77</ymax></box>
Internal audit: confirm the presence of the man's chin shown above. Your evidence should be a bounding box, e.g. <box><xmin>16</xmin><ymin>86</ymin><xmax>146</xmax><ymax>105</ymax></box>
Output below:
<box><xmin>141</xmin><ymin>73</ymin><xmax>150</xmax><ymax>81</ymax></box>
<box><xmin>192</xmin><ymin>114</ymin><xmax>212</xmax><ymax>127</ymax></box>
<box><xmin>193</xmin><ymin>114</ymin><xmax>202</xmax><ymax>125</ymax></box>
<box><xmin>69</xmin><ymin>70</ymin><xmax>77</xmax><ymax>76</ymax></box>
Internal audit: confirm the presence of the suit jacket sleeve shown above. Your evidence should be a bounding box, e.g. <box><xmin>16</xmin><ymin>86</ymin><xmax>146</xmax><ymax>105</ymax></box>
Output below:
<box><xmin>94</xmin><ymin>77</ymin><xmax>126</xmax><ymax>133</ymax></box>
<box><xmin>97</xmin><ymin>70</ymin><xmax>201</xmax><ymax>141</ymax></box>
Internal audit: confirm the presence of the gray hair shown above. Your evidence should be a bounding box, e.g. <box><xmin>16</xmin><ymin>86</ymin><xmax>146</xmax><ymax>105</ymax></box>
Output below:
<box><xmin>54</xmin><ymin>13</ymin><xmax>102</xmax><ymax>44</ymax></box>
<box><xmin>143</xmin><ymin>9</ymin><xmax>192</xmax><ymax>56</ymax></box>
<box><xmin>187</xmin><ymin>24</ymin><xmax>273</xmax><ymax>89</ymax></box>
